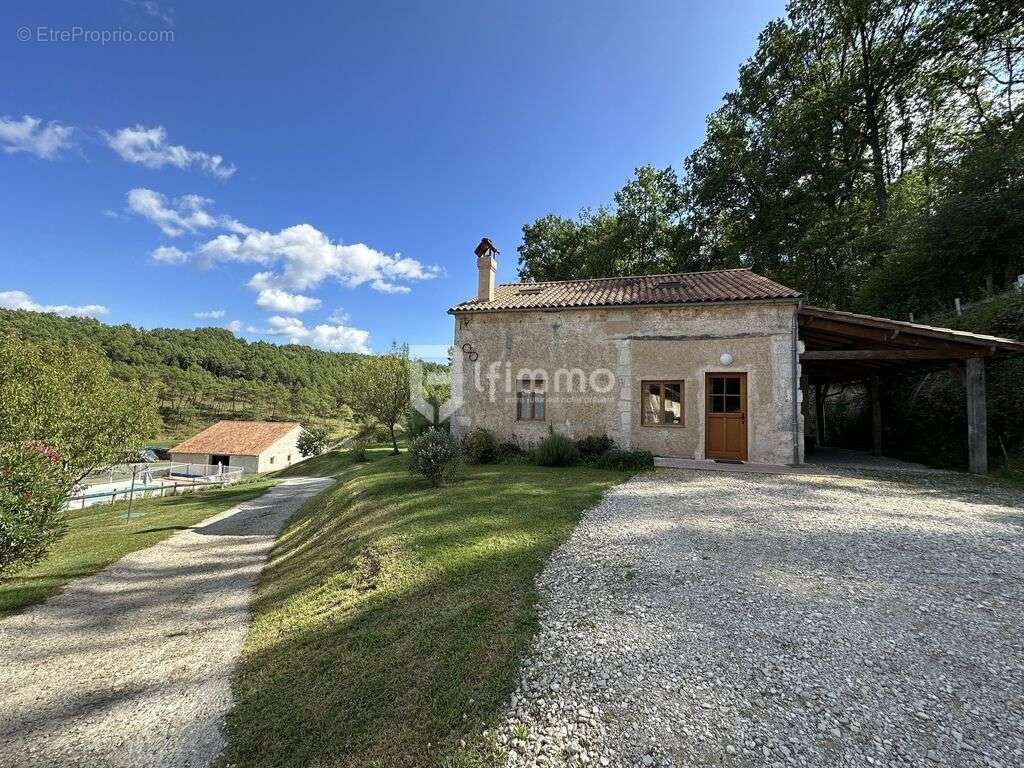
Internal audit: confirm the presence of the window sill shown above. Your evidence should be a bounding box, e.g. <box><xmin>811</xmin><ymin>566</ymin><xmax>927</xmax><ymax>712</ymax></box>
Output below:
<box><xmin>640</xmin><ymin>423</ymin><xmax>686</xmax><ymax>428</ymax></box>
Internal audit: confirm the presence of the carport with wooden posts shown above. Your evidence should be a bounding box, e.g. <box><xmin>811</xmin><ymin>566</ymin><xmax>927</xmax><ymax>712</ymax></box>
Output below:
<box><xmin>798</xmin><ymin>307</ymin><xmax>1024</xmax><ymax>474</ymax></box>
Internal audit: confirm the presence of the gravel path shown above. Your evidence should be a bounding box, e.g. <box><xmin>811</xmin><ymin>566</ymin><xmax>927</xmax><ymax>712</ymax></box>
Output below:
<box><xmin>0</xmin><ymin>476</ymin><xmax>334</xmax><ymax>768</ymax></box>
<box><xmin>496</xmin><ymin>469</ymin><xmax>1024</xmax><ymax>767</ymax></box>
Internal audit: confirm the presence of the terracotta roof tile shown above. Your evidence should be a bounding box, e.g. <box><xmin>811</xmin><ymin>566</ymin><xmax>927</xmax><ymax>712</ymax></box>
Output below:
<box><xmin>170</xmin><ymin>421</ymin><xmax>301</xmax><ymax>456</ymax></box>
<box><xmin>449</xmin><ymin>268</ymin><xmax>800</xmax><ymax>313</ymax></box>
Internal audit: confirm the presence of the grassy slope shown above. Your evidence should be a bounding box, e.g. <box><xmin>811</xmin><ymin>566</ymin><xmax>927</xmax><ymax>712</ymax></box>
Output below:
<box><xmin>223</xmin><ymin>455</ymin><xmax>631</xmax><ymax>768</ymax></box>
<box><xmin>0</xmin><ymin>480</ymin><xmax>275</xmax><ymax>617</ymax></box>
<box><xmin>270</xmin><ymin>446</ymin><xmax>367</xmax><ymax>479</ymax></box>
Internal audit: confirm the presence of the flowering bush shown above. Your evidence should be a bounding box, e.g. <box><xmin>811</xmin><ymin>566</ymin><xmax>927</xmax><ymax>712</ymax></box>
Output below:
<box><xmin>0</xmin><ymin>442</ymin><xmax>75</xmax><ymax>575</ymax></box>
<box><xmin>408</xmin><ymin>429</ymin><xmax>462</xmax><ymax>487</ymax></box>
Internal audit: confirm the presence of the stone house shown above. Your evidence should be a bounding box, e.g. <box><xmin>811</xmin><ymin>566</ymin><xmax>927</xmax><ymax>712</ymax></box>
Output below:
<box><xmin>170</xmin><ymin>420</ymin><xmax>305</xmax><ymax>474</ymax></box>
<box><xmin>448</xmin><ymin>239</ymin><xmax>1024</xmax><ymax>469</ymax></box>
<box><xmin>448</xmin><ymin>240</ymin><xmax>804</xmax><ymax>465</ymax></box>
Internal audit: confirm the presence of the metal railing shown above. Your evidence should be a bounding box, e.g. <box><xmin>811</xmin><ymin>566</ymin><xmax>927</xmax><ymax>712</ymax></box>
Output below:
<box><xmin>66</xmin><ymin>462</ymin><xmax>245</xmax><ymax>511</ymax></box>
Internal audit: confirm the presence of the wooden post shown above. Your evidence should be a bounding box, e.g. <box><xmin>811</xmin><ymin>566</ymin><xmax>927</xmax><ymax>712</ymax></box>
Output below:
<box><xmin>966</xmin><ymin>357</ymin><xmax>988</xmax><ymax>474</ymax></box>
<box><xmin>814</xmin><ymin>383</ymin><xmax>825</xmax><ymax>446</ymax></box>
<box><xmin>870</xmin><ymin>377</ymin><xmax>882</xmax><ymax>456</ymax></box>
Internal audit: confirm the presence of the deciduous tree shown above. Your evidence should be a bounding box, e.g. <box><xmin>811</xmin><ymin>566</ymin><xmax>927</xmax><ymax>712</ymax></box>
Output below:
<box><xmin>345</xmin><ymin>344</ymin><xmax>410</xmax><ymax>455</ymax></box>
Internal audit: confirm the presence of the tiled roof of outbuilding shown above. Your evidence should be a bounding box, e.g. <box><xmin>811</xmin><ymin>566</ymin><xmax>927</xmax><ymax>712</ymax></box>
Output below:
<box><xmin>449</xmin><ymin>268</ymin><xmax>801</xmax><ymax>313</ymax></box>
<box><xmin>170</xmin><ymin>421</ymin><xmax>301</xmax><ymax>456</ymax></box>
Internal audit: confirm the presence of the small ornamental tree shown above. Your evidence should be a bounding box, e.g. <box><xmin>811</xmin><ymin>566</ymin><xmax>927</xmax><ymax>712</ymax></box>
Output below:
<box><xmin>0</xmin><ymin>442</ymin><xmax>75</xmax><ymax>575</ymax></box>
<box><xmin>298</xmin><ymin>426</ymin><xmax>330</xmax><ymax>457</ymax></box>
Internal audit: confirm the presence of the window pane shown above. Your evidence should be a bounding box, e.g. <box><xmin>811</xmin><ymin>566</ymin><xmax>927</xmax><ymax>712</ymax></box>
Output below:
<box><xmin>534</xmin><ymin>392</ymin><xmax>545</xmax><ymax>420</ymax></box>
<box><xmin>643</xmin><ymin>383</ymin><xmax>660</xmax><ymax>424</ymax></box>
<box><xmin>711</xmin><ymin>394</ymin><xmax>725</xmax><ymax>414</ymax></box>
<box><xmin>534</xmin><ymin>378</ymin><xmax>545</xmax><ymax>392</ymax></box>
<box><xmin>663</xmin><ymin>383</ymin><xmax>682</xmax><ymax>424</ymax></box>
<box><xmin>517</xmin><ymin>391</ymin><xmax>525</xmax><ymax>420</ymax></box>
<box><xmin>725</xmin><ymin>377</ymin><xmax>740</xmax><ymax>395</ymax></box>
<box><xmin>725</xmin><ymin>395</ymin><xmax>742</xmax><ymax>412</ymax></box>
<box><xmin>712</xmin><ymin>377</ymin><xmax>725</xmax><ymax>395</ymax></box>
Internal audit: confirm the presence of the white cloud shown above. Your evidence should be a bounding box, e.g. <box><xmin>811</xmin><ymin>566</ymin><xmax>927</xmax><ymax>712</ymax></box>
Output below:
<box><xmin>106</xmin><ymin>125</ymin><xmax>234</xmax><ymax>178</ymax></box>
<box><xmin>265</xmin><ymin>315</ymin><xmax>370</xmax><ymax>353</ymax></box>
<box><xmin>196</xmin><ymin>223</ymin><xmax>439</xmax><ymax>294</ymax></box>
<box><xmin>370</xmin><ymin>279</ymin><xmax>411</xmax><ymax>294</ymax></box>
<box><xmin>128</xmin><ymin>188</ymin><xmax>437</xmax><ymax>309</ymax></box>
<box><xmin>150</xmin><ymin>244</ymin><xmax>189</xmax><ymax>264</ymax></box>
<box><xmin>121</xmin><ymin>0</ymin><xmax>175</xmax><ymax>26</ymax></box>
<box><xmin>128</xmin><ymin>188</ymin><xmax>221</xmax><ymax>237</ymax></box>
<box><xmin>254</xmin><ymin>287</ymin><xmax>321</xmax><ymax>313</ymax></box>
<box><xmin>225</xmin><ymin>319</ymin><xmax>244</xmax><ymax>333</ymax></box>
<box><xmin>0</xmin><ymin>115</ymin><xmax>75</xmax><ymax>159</ymax></box>
<box><xmin>0</xmin><ymin>290</ymin><xmax>107</xmax><ymax>318</ymax></box>
<box><xmin>327</xmin><ymin>308</ymin><xmax>350</xmax><ymax>323</ymax></box>
<box><xmin>193</xmin><ymin>309</ymin><xmax>225</xmax><ymax>319</ymax></box>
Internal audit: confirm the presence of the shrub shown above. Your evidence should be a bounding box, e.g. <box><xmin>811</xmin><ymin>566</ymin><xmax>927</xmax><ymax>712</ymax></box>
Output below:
<box><xmin>298</xmin><ymin>426</ymin><xmax>331</xmax><ymax>457</ymax></box>
<box><xmin>0</xmin><ymin>442</ymin><xmax>75</xmax><ymax>575</ymax></box>
<box><xmin>350</xmin><ymin>438</ymin><xmax>370</xmax><ymax>463</ymax></box>
<box><xmin>408</xmin><ymin>428</ymin><xmax>462</xmax><ymax>486</ymax></box>
<box><xmin>496</xmin><ymin>440</ymin><xmax>526</xmax><ymax>463</ymax></box>
<box><xmin>575</xmin><ymin>434</ymin><xmax>615</xmax><ymax>461</ymax></box>
<box><xmin>594</xmin><ymin>447</ymin><xmax>655</xmax><ymax>470</ymax></box>
<box><xmin>461</xmin><ymin>428</ymin><xmax>498</xmax><ymax>464</ymax></box>
<box><xmin>534</xmin><ymin>427</ymin><xmax>580</xmax><ymax>467</ymax></box>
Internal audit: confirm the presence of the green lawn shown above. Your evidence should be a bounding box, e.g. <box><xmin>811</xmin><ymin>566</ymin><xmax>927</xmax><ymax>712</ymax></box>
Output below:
<box><xmin>222</xmin><ymin>456</ymin><xmax>632</xmax><ymax>768</ymax></box>
<box><xmin>0</xmin><ymin>480</ymin><xmax>275</xmax><ymax>618</ymax></box>
<box><xmin>271</xmin><ymin>446</ymin><xmax>392</xmax><ymax>478</ymax></box>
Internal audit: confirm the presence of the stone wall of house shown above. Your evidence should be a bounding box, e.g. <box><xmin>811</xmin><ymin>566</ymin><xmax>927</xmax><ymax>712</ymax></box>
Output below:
<box><xmin>450</xmin><ymin>301</ymin><xmax>804</xmax><ymax>465</ymax></box>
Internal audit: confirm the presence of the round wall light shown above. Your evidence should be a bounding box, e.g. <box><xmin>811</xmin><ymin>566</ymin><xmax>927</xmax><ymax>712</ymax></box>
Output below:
<box><xmin>719</xmin><ymin>352</ymin><xmax>734</xmax><ymax>366</ymax></box>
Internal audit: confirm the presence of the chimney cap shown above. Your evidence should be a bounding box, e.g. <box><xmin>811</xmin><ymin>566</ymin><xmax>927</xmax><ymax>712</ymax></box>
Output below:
<box><xmin>474</xmin><ymin>237</ymin><xmax>499</xmax><ymax>258</ymax></box>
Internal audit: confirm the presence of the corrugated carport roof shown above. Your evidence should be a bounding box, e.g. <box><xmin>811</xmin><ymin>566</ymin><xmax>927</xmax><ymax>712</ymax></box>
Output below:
<box><xmin>799</xmin><ymin>306</ymin><xmax>1024</xmax><ymax>383</ymax></box>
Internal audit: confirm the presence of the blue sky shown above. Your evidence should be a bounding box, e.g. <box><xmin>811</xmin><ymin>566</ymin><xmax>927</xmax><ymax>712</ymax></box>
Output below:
<box><xmin>1</xmin><ymin>0</ymin><xmax>784</xmax><ymax>354</ymax></box>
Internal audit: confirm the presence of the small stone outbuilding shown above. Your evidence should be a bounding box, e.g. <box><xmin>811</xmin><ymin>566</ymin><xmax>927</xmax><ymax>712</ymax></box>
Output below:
<box><xmin>170</xmin><ymin>420</ymin><xmax>304</xmax><ymax>474</ymax></box>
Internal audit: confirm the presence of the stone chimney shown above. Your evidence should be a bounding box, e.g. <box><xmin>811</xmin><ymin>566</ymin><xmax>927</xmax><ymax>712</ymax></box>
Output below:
<box><xmin>474</xmin><ymin>237</ymin><xmax>498</xmax><ymax>302</ymax></box>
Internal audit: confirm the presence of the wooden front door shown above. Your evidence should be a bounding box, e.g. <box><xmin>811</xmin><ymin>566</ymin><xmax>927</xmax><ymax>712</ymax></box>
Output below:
<box><xmin>705</xmin><ymin>373</ymin><xmax>748</xmax><ymax>461</ymax></box>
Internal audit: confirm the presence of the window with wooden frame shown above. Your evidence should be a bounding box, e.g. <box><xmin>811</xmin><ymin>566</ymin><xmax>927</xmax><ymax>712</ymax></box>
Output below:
<box><xmin>516</xmin><ymin>377</ymin><xmax>546</xmax><ymax>421</ymax></box>
<box><xmin>641</xmin><ymin>380</ymin><xmax>684</xmax><ymax>426</ymax></box>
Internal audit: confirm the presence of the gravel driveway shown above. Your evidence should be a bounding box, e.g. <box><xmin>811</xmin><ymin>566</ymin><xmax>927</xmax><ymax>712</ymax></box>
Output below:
<box><xmin>496</xmin><ymin>469</ymin><xmax>1024</xmax><ymax>767</ymax></box>
<box><xmin>0</xmin><ymin>476</ymin><xmax>333</xmax><ymax>768</ymax></box>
